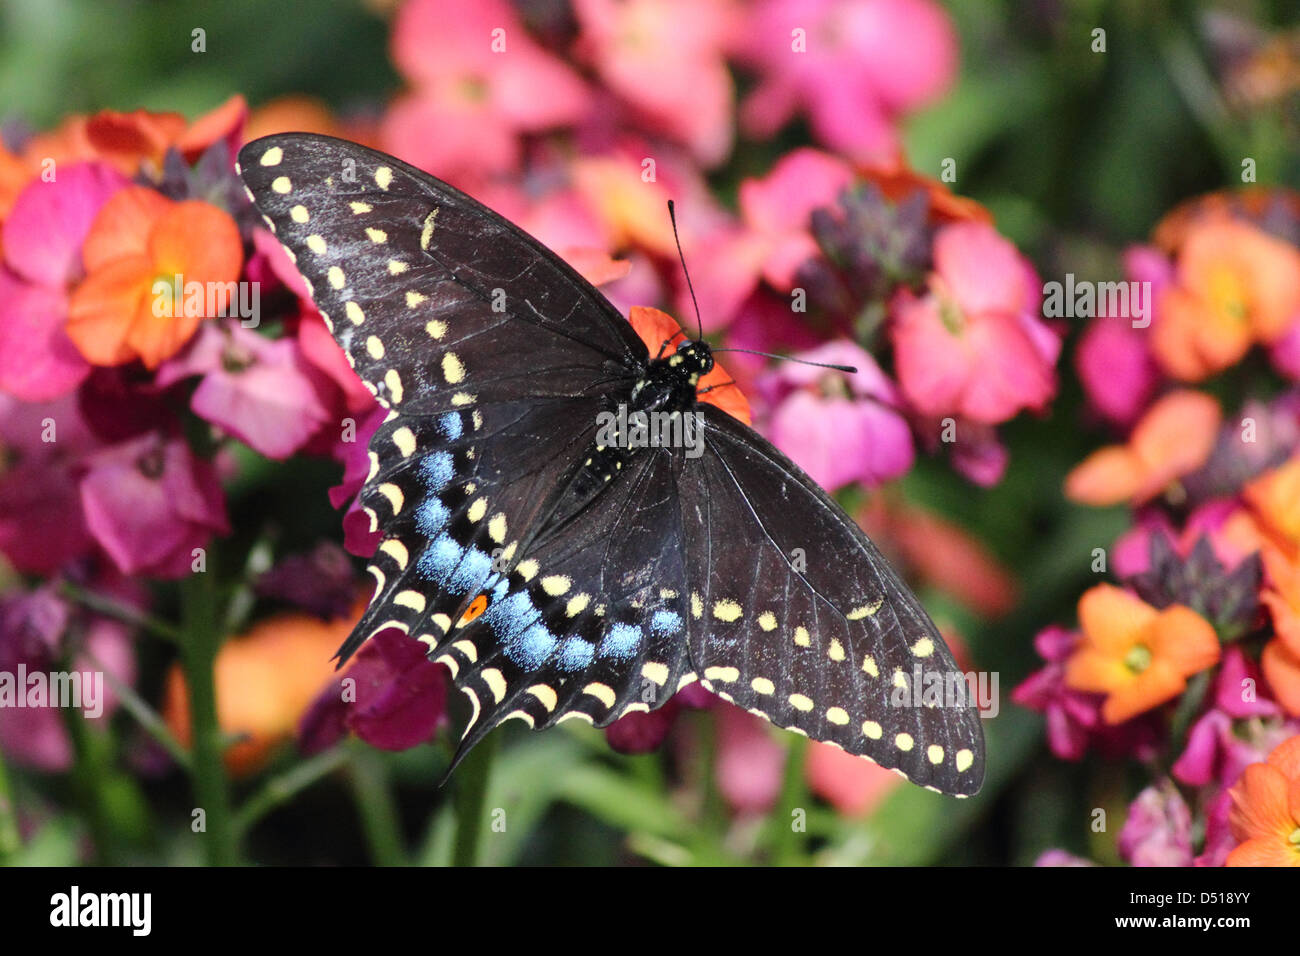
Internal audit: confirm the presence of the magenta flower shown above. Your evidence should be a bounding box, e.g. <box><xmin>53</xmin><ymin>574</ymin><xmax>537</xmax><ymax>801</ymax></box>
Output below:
<box><xmin>1034</xmin><ymin>849</ymin><xmax>1096</xmax><ymax>866</ymax></box>
<box><xmin>0</xmin><ymin>590</ymin><xmax>135</xmax><ymax>771</ymax></box>
<box><xmin>1271</xmin><ymin>321</ymin><xmax>1300</xmax><ymax>380</ymax></box>
<box><xmin>329</xmin><ymin>405</ymin><xmax>387</xmax><ymax>558</ymax></box>
<box><xmin>0</xmin><ymin>162</ymin><xmax>128</xmax><ymax>401</ymax></box>
<box><xmin>943</xmin><ymin>417</ymin><xmax>1009</xmax><ymax>487</ymax></box>
<box><xmin>739</xmin><ymin>0</ymin><xmax>957</xmax><ymax>160</ymax></box>
<box><xmin>1075</xmin><ymin>246</ymin><xmax>1170</xmax><ymax>427</ymax></box>
<box><xmin>685</xmin><ymin>149</ymin><xmax>854</xmax><ymax>329</ymax></box>
<box><xmin>79</xmin><ymin>432</ymin><xmax>230</xmax><ymax>578</ymax></box>
<box><xmin>574</xmin><ymin>0</ymin><xmax>739</xmax><ymax>165</ymax></box>
<box><xmin>0</xmin><ymin>394</ymin><xmax>98</xmax><ymax>574</ymax></box>
<box><xmin>382</xmin><ymin>0</ymin><xmax>589</xmax><ymax>185</ymax></box>
<box><xmin>299</xmin><ymin>626</ymin><xmax>448</xmax><ymax>753</ymax></box>
<box><xmin>759</xmin><ymin>340</ymin><xmax>913</xmax><ymax>491</ymax></box>
<box><xmin>1010</xmin><ymin>626</ymin><xmax>1102</xmax><ymax>761</ymax></box>
<box><xmin>891</xmin><ymin>220</ymin><xmax>1058</xmax><ymax>424</ymax></box>
<box><xmin>1117</xmin><ymin>783</ymin><xmax>1194</xmax><ymax>867</ymax></box>
<box><xmin>157</xmin><ymin>321</ymin><xmax>334</xmax><ymax>460</ymax></box>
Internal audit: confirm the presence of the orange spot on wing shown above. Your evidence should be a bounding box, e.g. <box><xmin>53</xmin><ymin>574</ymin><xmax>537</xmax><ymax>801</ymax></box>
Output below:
<box><xmin>459</xmin><ymin>594</ymin><xmax>489</xmax><ymax>626</ymax></box>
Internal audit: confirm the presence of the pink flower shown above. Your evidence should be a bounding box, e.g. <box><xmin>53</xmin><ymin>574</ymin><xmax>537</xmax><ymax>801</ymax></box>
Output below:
<box><xmin>684</xmin><ymin>149</ymin><xmax>854</xmax><ymax>329</ymax></box>
<box><xmin>79</xmin><ymin>432</ymin><xmax>230</xmax><ymax>578</ymax></box>
<box><xmin>157</xmin><ymin>322</ymin><xmax>334</xmax><ymax>460</ymax></box>
<box><xmin>804</xmin><ymin>741</ymin><xmax>899</xmax><ymax>816</ymax></box>
<box><xmin>1034</xmin><ymin>849</ymin><xmax>1096</xmax><ymax>866</ymax></box>
<box><xmin>382</xmin><ymin>0</ymin><xmax>589</xmax><ymax>185</ymax></box>
<box><xmin>0</xmin><ymin>163</ymin><xmax>128</xmax><ymax>401</ymax></box>
<box><xmin>1271</xmin><ymin>321</ymin><xmax>1300</xmax><ymax>381</ymax></box>
<box><xmin>760</xmin><ymin>340</ymin><xmax>913</xmax><ymax>491</ymax></box>
<box><xmin>1117</xmin><ymin>783</ymin><xmax>1194</xmax><ymax>867</ymax></box>
<box><xmin>714</xmin><ymin>704</ymin><xmax>785</xmax><ymax>815</ymax></box>
<box><xmin>891</xmin><ymin>221</ymin><xmax>1058</xmax><ymax>424</ymax></box>
<box><xmin>0</xmin><ymin>393</ymin><xmax>98</xmax><ymax>574</ymax></box>
<box><xmin>574</xmin><ymin>0</ymin><xmax>739</xmax><ymax>165</ymax></box>
<box><xmin>329</xmin><ymin>406</ymin><xmax>387</xmax><ymax>558</ymax></box>
<box><xmin>299</xmin><ymin>626</ymin><xmax>448</xmax><ymax>753</ymax></box>
<box><xmin>739</xmin><ymin>0</ymin><xmax>957</xmax><ymax>160</ymax></box>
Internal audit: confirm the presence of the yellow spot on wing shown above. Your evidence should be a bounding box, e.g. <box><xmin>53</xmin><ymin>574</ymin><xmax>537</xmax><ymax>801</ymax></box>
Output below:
<box><xmin>349</xmin><ymin>201</ymin><xmax>372</xmax><ymax>214</ymax></box>
<box><xmin>794</xmin><ymin>626</ymin><xmax>811</xmax><ymax>647</ymax></box>
<box><xmin>376</xmin><ymin>482</ymin><xmax>403</xmax><ymax>513</ymax></box>
<box><xmin>384</xmin><ymin>368</ymin><xmax>403</xmax><ymax>403</ymax></box>
<box><xmin>259</xmin><ymin>147</ymin><xmax>283</xmax><ymax>167</ymax></box>
<box><xmin>374</xmin><ymin>166</ymin><xmax>393</xmax><ymax>190</ymax></box>
<box><xmin>895</xmin><ymin>733</ymin><xmax>914</xmax><ymax>752</ymax></box>
<box><xmin>758</xmin><ymin>611</ymin><xmax>777</xmax><ymax>631</ymax></box>
<box><xmin>379</xmin><ymin>539</ymin><xmax>409</xmax><ymax>570</ymax></box>
<box><xmin>862</xmin><ymin>655</ymin><xmax>879</xmax><ymax>678</ymax></box>
<box><xmin>641</xmin><ymin>662</ymin><xmax>669</xmax><ymax>685</ymax></box>
<box><xmin>750</xmin><ymin>677</ymin><xmax>774</xmax><ymax>695</ymax></box>
<box><xmin>788</xmin><ymin>693</ymin><xmax>814</xmax><ymax>712</ymax></box>
<box><xmin>528</xmin><ymin>685</ymin><xmax>557</xmax><ymax>711</ymax></box>
<box><xmin>928</xmin><ymin>745</ymin><xmax>944</xmax><ymax>764</ymax></box>
<box><xmin>826</xmin><ymin>707</ymin><xmax>849</xmax><ymax>725</ymax></box>
<box><xmin>290</xmin><ymin>205</ymin><xmax>309</xmax><ymax>223</ymax></box>
<box><xmin>862</xmin><ymin>720</ymin><xmax>882</xmax><ymax>739</ymax></box>
<box><xmin>442</xmin><ymin>352</ymin><xmax>465</xmax><ymax>384</ymax></box>
<box><xmin>847</xmin><ymin>598</ymin><xmax>884</xmax><ymax>621</ymax></box>
<box><xmin>703</xmin><ymin>666</ymin><xmax>739</xmax><ymax>683</ymax></box>
<box><xmin>956</xmin><ymin>749</ymin><xmax>974</xmax><ymax>772</ymax></box>
<box><xmin>366</xmin><ymin>336</ymin><xmax>384</xmax><ymax>360</ymax></box>
<box><xmin>712</xmin><ymin>599</ymin><xmax>742</xmax><ymax>622</ymax></box>
<box><xmin>420</xmin><ymin>209</ymin><xmax>439</xmax><ymax>250</ymax></box>
<box><xmin>541</xmin><ymin>575</ymin><xmax>571</xmax><ymax>596</ymax></box>
<box><xmin>911</xmin><ymin>637</ymin><xmax>935</xmax><ymax>658</ymax></box>
<box><xmin>583</xmin><ymin>683</ymin><xmax>615</xmax><ymax>708</ymax></box>
<box><xmin>481</xmin><ymin>668</ymin><xmax>507</xmax><ymax>703</ymax></box>
<box><xmin>271</xmin><ymin>176</ymin><xmax>291</xmax><ymax>194</ymax></box>
<box><xmin>328</xmin><ymin>266</ymin><xmax>345</xmax><ymax>289</ymax></box>
<box><xmin>365</xmin><ymin>227</ymin><xmax>387</xmax><ymax>244</ymax></box>
<box><xmin>828</xmin><ymin>639</ymin><xmax>845</xmax><ymax>662</ymax></box>
<box><xmin>394</xmin><ymin>590</ymin><xmax>425</xmax><ymax>613</ymax></box>
<box><xmin>391</xmin><ymin>426</ymin><xmax>416</xmax><ymax>457</ymax></box>
<box><xmin>345</xmin><ymin>301</ymin><xmax>364</xmax><ymax>325</ymax></box>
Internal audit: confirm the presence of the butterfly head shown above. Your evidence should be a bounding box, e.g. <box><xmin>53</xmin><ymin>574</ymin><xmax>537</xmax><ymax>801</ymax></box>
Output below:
<box><xmin>672</xmin><ymin>339</ymin><xmax>714</xmax><ymax>385</ymax></box>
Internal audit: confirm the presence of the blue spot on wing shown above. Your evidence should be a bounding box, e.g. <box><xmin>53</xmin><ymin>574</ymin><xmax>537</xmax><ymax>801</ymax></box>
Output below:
<box><xmin>557</xmin><ymin>637</ymin><xmax>595</xmax><ymax>672</ymax></box>
<box><xmin>650</xmin><ymin>610</ymin><xmax>682</xmax><ymax>637</ymax></box>
<box><xmin>418</xmin><ymin>451</ymin><xmax>455</xmax><ymax>491</ymax></box>
<box><xmin>439</xmin><ymin>412</ymin><xmax>463</xmax><ymax>441</ymax></box>
<box><xmin>600</xmin><ymin>623</ymin><xmax>641</xmax><ymax>661</ymax></box>
<box><xmin>416</xmin><ymin>532</ymin><xmax>494</xmax><ymax>593</ymax></box>
<box><xmin>414</xmin><ymin>495</ymin><xmax>450</xmax><ymax>536</ymax></box>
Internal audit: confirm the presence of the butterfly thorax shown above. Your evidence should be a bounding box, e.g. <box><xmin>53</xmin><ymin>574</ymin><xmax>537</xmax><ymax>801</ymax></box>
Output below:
<box><xmin>629</xmin><ymin>339</ymin><xmax>714</xmax><ymax>415</ymax></box>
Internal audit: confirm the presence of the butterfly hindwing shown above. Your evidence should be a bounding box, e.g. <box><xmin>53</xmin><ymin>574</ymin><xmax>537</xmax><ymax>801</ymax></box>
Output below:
<box><xmin>444</xmin><ymin>447</ymin><xmax>694</xmax><ymax>761</ymax></box>
<box><xmin>679</xmin><ymin>405</ymin><xmax>986</xmax><ymax>796</ymax></box>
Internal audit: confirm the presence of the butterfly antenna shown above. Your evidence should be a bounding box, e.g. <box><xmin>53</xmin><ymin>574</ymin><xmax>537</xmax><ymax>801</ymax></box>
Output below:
<box><xmin>712</xmin><ymin>347</ymin><xmax>858</xmax><ymax>374</ymax></box>
<box><xmin>667</xmin><ymin>200</ymin><xmax>704</xmax><ymax>342</ymax></box>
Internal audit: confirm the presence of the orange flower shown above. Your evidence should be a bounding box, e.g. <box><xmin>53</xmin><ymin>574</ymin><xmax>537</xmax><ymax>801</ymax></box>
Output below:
<box><xmin>82</xmin><ymin>95</ymin><xmax>246</xmax><ymax>176</ymax></box>
<box><xmin>1065</xmin><ymin>390</ymin><xmax>1221</xmax><ymax>507</ymax></box>
<box><xmin>163</xmin><ymin>612</ymin><xmax>350</xmax><ymax>775</ymax></box>
<box><xmin>244</xmin><ymin>94</ymin><xmax>345</xmax><ymax>142</ymax></box>
<box><xmin>1225</xmin><ymin>735</ymin><xmax>1300</xmax><ymax>866</ymax></box>
<box><xmin>804</xmin><ymin>741</ymin><xmax>900</xmax><ymax>816</ymax></box>
<box><xmin>571</xmin><ymin>156</ymin><xmax>677</xmax><ymax>258</ymax></box>
<box><xmin>1152</xmin><ymin>218</ymin><xmax>1300</xmax><ymax>381</ymax></box>
<box><xmin>1263</xmin><ymin>639</ymin><xmax>1300</xmax><ymax>717</ymax></box>
<box><xmin>627</xmin><ymin>306</ymin><xmax>751</xmax><ymax>424</ymax></box>
<box><xmin>1064</xmin><ymin>584</ymin><xmax>1220</xmax><ymax>724</ymax></box>
<box><xmin>1243</xmin><ymin>455</ymin><xmax>1300</xmax><ymax>560</ymax></box>
<box><xmin>65</xmin><ymin>187</ymin><xmax>243</xmax><ymax>368</ymax></box>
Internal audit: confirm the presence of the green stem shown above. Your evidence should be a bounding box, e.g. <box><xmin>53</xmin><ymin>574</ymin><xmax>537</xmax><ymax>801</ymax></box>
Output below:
<box><xmin>235</xmin><ymin>745</ymin><xmax>351</xmax><ymax>836</ymax></box>
<box><xmin>180</xmin><ymin>571</ymin><xmax>238</xmax><ymax>866</ymax></box>
<box><xmin>346</xmin><ymin>744</ymin><xmax>408</xmax><ymax>866</ymax></box>
<box><xmin>451</xmin><ymin>732</ymin><xmax>498</xmax><ymax>867</ymax></box>
<box><xmin>0</xmin><ymin>749</ymin><xmax>21</xmax><ymax>863</ymax></box>
<box><xmin>60</xmin><ymin>580</ymin><xmax>181</xmax><ymax>643</ymax></box>
<box><xmin>769</xmin><ymin>735</ymin><xmax>808</xmax><ymax>866</ymax></box>
<box><xmin>81</xmin><ymin>645</ymin><xmax>191</xmax><ymax>771</ymax></box>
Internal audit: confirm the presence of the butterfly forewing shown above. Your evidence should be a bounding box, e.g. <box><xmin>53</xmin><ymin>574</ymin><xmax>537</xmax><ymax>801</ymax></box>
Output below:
<box><xmin>236</xmin><ymin>133</ymin><xmax>647</xmax><ymax>417</ymax></box>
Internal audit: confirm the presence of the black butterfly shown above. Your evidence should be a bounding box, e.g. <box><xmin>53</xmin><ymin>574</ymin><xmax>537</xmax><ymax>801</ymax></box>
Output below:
<box><xmin>237</xmin><ymin>134</ymin><xmax>985</xmax><ymax>796</ymax></box>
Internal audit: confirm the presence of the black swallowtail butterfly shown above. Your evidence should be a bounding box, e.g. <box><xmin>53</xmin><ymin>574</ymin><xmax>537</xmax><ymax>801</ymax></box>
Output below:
<box><xmin>237</xmin><ymin>134</ymin><xmax>985</xmax><ymax>796</ymax></box>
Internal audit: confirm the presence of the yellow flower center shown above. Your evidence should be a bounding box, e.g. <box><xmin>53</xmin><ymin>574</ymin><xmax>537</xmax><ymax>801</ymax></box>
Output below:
<box><xmin>1290</xmin><ymin>827</ymin><xmax>1300</xmax><ymax>846</ymax></box>
<box><xmin>939</xmin><ymin>298</ymin><xmax>965</xmax><ymax>336</ymax></box>
<box><xmin>1124</xmin><ymin>643</ymin><xmax>1153</xmax><ymax>674</ymax></box>
<box><xmin>1206</xmin><ymin>266</ymin><xmax>1248</xmax><ymax>323</ymax></box>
